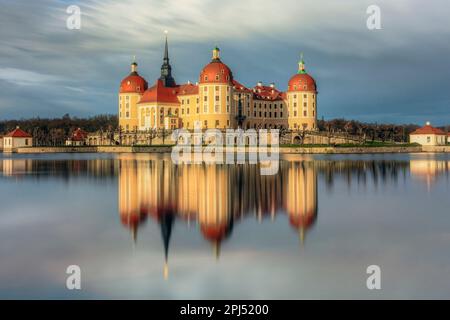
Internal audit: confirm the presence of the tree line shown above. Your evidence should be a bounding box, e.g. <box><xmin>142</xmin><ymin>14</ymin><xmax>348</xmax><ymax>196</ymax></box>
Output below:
<box><xmin>317</xmin><ymin>118</ymin><xmax>449</xmax><ymax>143</ymax></box>
<box><xmin>1</xmin><ymin>114</ymin><xmax>448</xmax><ymax>145</ymax></box>
<box><xmin>0</xmin><ymin>114</ymin><xmax>118</xmax><ymax>146</ymax></box>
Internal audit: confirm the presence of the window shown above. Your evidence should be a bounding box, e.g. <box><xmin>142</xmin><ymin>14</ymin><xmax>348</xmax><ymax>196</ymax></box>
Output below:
<box><xmin>294</xmin><ymin>94</ymin><xmax>297</xmax><ymax>99</ymax></box>
<box><xmin>126</xmin><ymin>111</ymin><xmax>130</xmax><ymax>117</ymax></box>
<box><xmin>204</xmin><ymin>120</ymin><xmax>208</xmax><ymax>128</ymax></box>
<box><xmin>187</xmin><ymin>99</ymin><xmax>190</xmax><ymax>104</ymax></box>
<box><xmin>293</xmin><ymin>102</ymin><xmax>297</xmax><ymax>107</ymax></box>
<box><xmin>215</xmin><ymin>75</ymin><xmax>219</xmax><ymax>81</ymax></box>
<box><xmin>304</xmin><ymin>102</ymin><xmax>307</xmax><ymax>107</ymax></box>
<box><xmin>280</xmin><ymin>112</ymin><xmax>283</xmax><ymax>117</ymax></box>
<box><xmin>427</xmin><ymin>136</ymin><xmax>431</xmax><ymax>143</ymax></box>
<box><xmin>204</xmin><ymin>76</ymin><xmax>208</xmax><ymax>81</ymax></box>
<box><xmin>204</xmin><ymin>96</ymin><xmax>208</xmax><ymax>102</ymax></box>
<box><xmin>227</xmin><ymin>120</ymin><xmax>230</xmax><ymax>127</ymax></box>
<box><xmin>304</xmin><ymin>110</ymin><xmax>307</xmax><ymax>116</ymax></box>
<box><xmin>215</xmin><ymin>105</ymin><xmax>219</xmax><ymax>112</ymax></box>
<box><xmin>204</xmin><ymin>104</ymin><xmax>208</xmax><ymax>113</ymax></box>
<box><xmin>181</xmin><ymin>99</ymin><xmax>185</xmax><ymax>105</ymax></box>
<box><xmin>25</xmin><ymin>139</ymin><xmax>28</xmax><ymax>146</ymax></box>
<box><xmin>215</xmin><ymin>120</ymin><xmax>219</xmax><ymax>127</ymax></box>
<box><xmin>187</xmin><ymin>108</ymin><xmax>190</xmax><ymax>115</ymax></box>
<box><xmin>215</xmin><ymin>86</ymin><xmax>219</xmax><ymax>91</ymax></box>
<box><xmin>215</xmin><ymin>95</ymin><xmax>220</xmax><ymax>101</ymax></box>
<box><xmin>304</xmin><ymin>94</ymin><xmax>307</xmax><ymax>99</ymax></box>
<box><xmin>294</xmin><ymin>111</ymin><xmax>297</xmax><ymax>117</ymax></box>
<box><xmin>181</xmin><ymin>108</ymin><xmax>184</xmax><ymax>115</ymax></box>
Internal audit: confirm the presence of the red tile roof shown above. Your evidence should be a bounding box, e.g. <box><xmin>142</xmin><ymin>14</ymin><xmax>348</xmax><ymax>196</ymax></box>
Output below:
<box><xmin>5</xmin><ymin>127</ymin><xmax>32</xmax><ymax>138</ymax></box>
<box><xmin>176</xmin><ymin>83</ymin><xmax>199</xmax><ymax>96</ymax></box>
<box><xmin>253</xmin><ymin>84</ymin><xmax>284</xmax><ymax>101</ymax></box>
<box><xmin>138</xmin><ymin>80</ymin><xmax>179</xmax><ymax>104</ymax></box>
<box><xmin>410</xmin><ymin>124</ymin><xmax>446</xmax><ymax>135</ymax></box>
<box><xmin>232</xmin><ymin>80</ymin><xmax>252</xmax><ymax>93</ymax></box>
<box><xmin>70</xmin><ymin>128</ymin><xmax>88</xmax><ymax>141</ymax></box>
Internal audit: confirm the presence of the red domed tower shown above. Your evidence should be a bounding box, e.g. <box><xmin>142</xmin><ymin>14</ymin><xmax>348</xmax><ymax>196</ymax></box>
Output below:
<box><xmin>286</xmin><ymin>54</ymin><xmax>318</xmax><ymax>131</ymax></box>
<box><xmin>198</xmin><ymin>47</ymin><xmax>236</xmax><ymax>129</ymax></box>
<box><xmin>118</xmin><ymin>59</ymin><xmax>148</xmax><ymax>132</ymax></box>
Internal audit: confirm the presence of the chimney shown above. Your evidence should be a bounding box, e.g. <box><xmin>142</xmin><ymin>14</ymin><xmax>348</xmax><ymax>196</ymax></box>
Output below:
<box><xmin>257</xmin><ymin>81</ymin><xmax>263</xmax><ymax>87</ymax></box>
<box><xmin>270</xmin><ymin>82</ymin><xmax>275</xmax><ymax>88</ymax></box>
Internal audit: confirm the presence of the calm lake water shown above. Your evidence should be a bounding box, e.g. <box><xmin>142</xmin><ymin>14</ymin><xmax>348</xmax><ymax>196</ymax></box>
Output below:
<box><xmin>0</xmin><ymin>152</ymin><xmax>449</xmax><ymax>299</ymax></box>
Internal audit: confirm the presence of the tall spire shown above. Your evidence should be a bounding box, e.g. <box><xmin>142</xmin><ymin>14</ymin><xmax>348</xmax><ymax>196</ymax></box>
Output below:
<box><xmin>298</xmin><ymin>52</ymin><xmax>306</xmax><ymax>74</ymax></box>
<box><xmin>159</xmin><ymin>31</ymin><xmax>176</xmax><ymax>87</ymax></box>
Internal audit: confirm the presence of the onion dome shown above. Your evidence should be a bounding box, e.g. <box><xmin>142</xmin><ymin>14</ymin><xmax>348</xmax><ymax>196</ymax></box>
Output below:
<box><xmin>199</xmin><ymin>47</ymin><xmax>233</xmax><ymax>84</ymax></box>
<box><xmin>119</xmin><ymin>60</ymin><xmax>148</xmax><ymax>94</ymax></box>
<box><xmin>287</xmin><ymin>54</ymin><xmax>317</xmax><ymax>93</ymax></box>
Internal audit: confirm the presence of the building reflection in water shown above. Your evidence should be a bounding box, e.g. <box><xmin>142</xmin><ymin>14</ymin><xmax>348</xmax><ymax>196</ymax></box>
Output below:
<box><xmin>409</xmin><ymin>156</ymin><xmax>450</xmax><ymax>191</ymax></box>
<box><xmin>2</xmin><ymin>154</ymin><xmax>449</xmax><ymax>278</ymax></box>
<box><xmin>117</xmin><ymin>154</ymin><xmax>318</xmax><ymax>278</ymax></box>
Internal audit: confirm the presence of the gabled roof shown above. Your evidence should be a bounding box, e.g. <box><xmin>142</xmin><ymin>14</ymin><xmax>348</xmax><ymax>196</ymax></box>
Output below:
<box><xmin>252</xmin><ymin>84</ymin><xmax>284</xmax><ymax>101</ymax></box>
<box><xmin>177</xmin><ymin>83</ymin><xmax>199</xmax><ymax>96</ymax></box>
<box><xmin>5</xmin><ymin>127</ymin><xmax>32</xmax><ymax>138</ymax></box>
<box><xmin>138</xmin><ymin>79</ymin><xmax>179</xmax><ymax>104</ymax></box>
<box><xmin>232</xmin><ymin>80</ymin><xmax>252</xmax><ymax>93</ymax></box>
<box><xmin>410</xmin><ymin>124</ymin><xmax>446</xmax><ymax>135</ymax></box>
<box><xmin>70</xmin><ymin>128</ymin><xmax>88</xmax><ymax>141</ymax></box>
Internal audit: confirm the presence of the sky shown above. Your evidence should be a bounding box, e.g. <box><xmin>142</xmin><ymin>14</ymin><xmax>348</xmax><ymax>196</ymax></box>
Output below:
<box><xmin>0</xmin><ymin>0</ymin><xmax>449</xmax><ymax>125</ymax></box>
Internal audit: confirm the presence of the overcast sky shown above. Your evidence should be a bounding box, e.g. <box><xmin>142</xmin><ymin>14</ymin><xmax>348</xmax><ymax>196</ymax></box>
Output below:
<box><xmin>0</xmin><ymin>0</ymin><xmax>449</xmax><ymax>125</ymax></box>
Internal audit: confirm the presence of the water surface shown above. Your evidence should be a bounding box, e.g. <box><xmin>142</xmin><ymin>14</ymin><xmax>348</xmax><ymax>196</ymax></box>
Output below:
<box><xmin>0</xmin><ymin>152</ymin><xmax>449</xmax><ymax>299</ymax></box>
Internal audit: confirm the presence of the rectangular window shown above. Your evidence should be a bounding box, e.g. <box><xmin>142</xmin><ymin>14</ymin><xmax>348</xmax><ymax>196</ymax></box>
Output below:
<box><xmin>304</xmin><ymin>110</ymin><xmax>307</xmax><ymax>116</ymax></box>
<box><xmin>215</xmin><ymin>105</ymin><xmax>219</xmax><ymax>112</ymax></box>
<box><xmin>215</xmin><ymin>120</ymin><xmax>219</xmax><ymax>127</ymax></box>
<box><xmin>204</xmin><ymin>120</ymin><xmax>208</xmax><ymax>128</ymax></box>
<box><xmin>215</xmin><ymin>95</ymin><xmax>220</xmax><ymax>101</ymax></box>
<box><xmin>204</xmin><ymin>96</ymin><xmax>208</xmax><ymax>102</ymax></box>
<box><xmin>227</xmin><ymin>120</ymin><xmax>230</xmax><ymax>127</ymax></box>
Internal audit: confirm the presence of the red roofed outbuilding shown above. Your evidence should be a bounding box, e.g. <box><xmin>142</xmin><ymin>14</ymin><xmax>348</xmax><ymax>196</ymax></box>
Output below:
<box><xmin>66</xmin><ymin>128</ymin><xmax>88</xmax><ymax>146</ymax></box>
<box><xmin>2</xmin><ymin>127</ymin><xmax>33</xmax><ymax>152</ymax></box>
<box><xmin>410</xmin><ymin>122</ymin><xmax>447</xmax><ymax>146</ymax></box>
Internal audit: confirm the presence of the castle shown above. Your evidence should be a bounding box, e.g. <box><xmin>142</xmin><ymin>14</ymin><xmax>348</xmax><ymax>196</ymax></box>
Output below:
<box><xmin>118</xmin><ymin>36</ymin><xmax>318</xmax><ymax>133</ymax></box>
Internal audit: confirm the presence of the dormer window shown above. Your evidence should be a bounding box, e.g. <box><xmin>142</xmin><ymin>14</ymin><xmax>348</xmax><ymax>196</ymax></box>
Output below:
<box><xmin>215</xmin><ymin>75</ymin><xmax>220</xmax><ymax>81</ymax></box>
<box><xmin>204</xmin><ymin>76</ymin><xmax>208</xmax><ymax>81</ymax></box>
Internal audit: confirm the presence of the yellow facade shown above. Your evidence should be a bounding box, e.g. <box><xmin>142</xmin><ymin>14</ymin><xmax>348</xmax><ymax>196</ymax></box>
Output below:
<box><xmin>118</xmin><ymin>93</ymin><xmax>141</xmax><ymax>132</ymax></box>
<box><xmin>287</xmin><ymin>91</ymin><xmax>317</xmax><ymax>130</ymax></box>
<box><xmin>119</xmin><ymin>42</ymin><xmax>318</xmax><ymax>133</ymax></box>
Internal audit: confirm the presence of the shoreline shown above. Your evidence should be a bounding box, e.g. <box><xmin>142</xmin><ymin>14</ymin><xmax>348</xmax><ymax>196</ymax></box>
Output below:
<box><xmin>4</xmin><ymin>145</ymin><xmax>449</xmax><ymax>154</ymax></box>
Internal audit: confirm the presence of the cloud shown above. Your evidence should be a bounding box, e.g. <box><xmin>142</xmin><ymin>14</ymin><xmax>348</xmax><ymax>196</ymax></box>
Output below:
<box><xmin>0</xmin><ymin>0</ymin><xmax>449</xmax><ymax>124</ymax></box>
